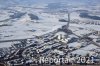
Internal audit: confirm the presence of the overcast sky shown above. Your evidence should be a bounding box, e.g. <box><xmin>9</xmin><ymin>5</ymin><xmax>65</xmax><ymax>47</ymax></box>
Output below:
<box><xmin>0</xmin><ymin>0</ymin><xmax>99</xmax><ymax>8</ymax></box>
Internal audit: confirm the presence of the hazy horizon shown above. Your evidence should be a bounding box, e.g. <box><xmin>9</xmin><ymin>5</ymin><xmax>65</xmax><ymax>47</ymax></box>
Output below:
<box><xmin>0</xmin><ymin>0</ymin><xmax>100</xmax><ymax>8</ymax></box>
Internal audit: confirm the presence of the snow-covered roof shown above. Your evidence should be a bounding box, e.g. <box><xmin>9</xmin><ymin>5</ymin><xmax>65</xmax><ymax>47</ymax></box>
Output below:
<box><xmin>68</xmin><ymin>42</ymin><xmax>82</xmax><ymax>48</ymax></box>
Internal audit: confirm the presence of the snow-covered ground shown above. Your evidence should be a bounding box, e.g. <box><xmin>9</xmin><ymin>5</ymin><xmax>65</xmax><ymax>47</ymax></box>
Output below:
<box><xmin>71</xmin><ymin>44</ymin><xmax>99</xmax><ymax>56</ymax></box>
<box><xmin>0</xmin><ymin>3</ymin><xmax>100</xmax><ymax>58</ymax></box>
<box><xmin>0</xmin><ymin>8</ymin><xmax>66</xmax><ymax>41</ymax></box>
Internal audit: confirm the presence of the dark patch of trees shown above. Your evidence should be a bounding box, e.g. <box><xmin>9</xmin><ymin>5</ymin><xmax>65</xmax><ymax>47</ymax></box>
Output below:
<box><xmin>59</xmin><ymin>19</ymin><xmax>67</xmax><ymax>22</ymax></box>
<box><xmin>10</xmin><ymin>12</ymin><xmax>26</xmax><ymax>19</ymax></box>
<box><xmin>28</xmin><ymin>14</ymin><xmax>39</xmax><ymax>20</ymax></box>
<box><xmin>80</xmin><ymin>13</ymin><xmax>100</xmax><ymax>20</ymax></box>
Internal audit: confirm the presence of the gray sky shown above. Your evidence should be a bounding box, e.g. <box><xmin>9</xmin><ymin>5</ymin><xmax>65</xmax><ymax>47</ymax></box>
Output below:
<box><xmin>0</xmin><ymin>0</ymin><xmax>99</xmax><ymax>8</ymax></box>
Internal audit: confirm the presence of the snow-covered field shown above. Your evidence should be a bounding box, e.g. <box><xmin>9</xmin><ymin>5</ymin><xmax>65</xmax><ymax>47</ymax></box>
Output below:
<box><xmin>0</xmin><ymin>2</ymin><xmax>100</xmax><ymax>58</ymax></box>
<box><xmin>0</xmin><ymin>6</ymin><xmax>67</xmax><ymax>41</ymax></box>
<box><xmin>71</xmin><ymin>44</ymin><xmax>99</xmax><ymax>56</ymax></box>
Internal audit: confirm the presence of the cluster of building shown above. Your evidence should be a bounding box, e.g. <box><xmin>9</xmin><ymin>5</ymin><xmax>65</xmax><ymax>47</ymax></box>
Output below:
<box><xmin>0</xmin><ymin>25</ymin><xmax>100</xmax><ymax>66</ymax></box>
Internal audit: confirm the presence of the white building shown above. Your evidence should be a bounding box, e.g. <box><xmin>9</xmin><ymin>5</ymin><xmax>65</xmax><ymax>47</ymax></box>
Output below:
<box><xmin>54</xmin><ymin>31</ymin><xmax>69</xmax><ymax>43</ymax></box>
